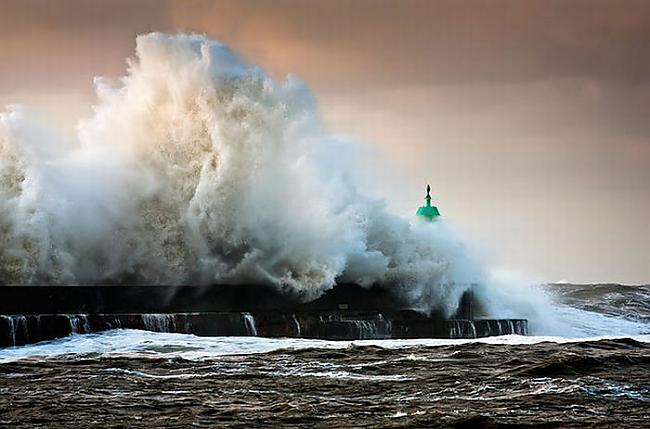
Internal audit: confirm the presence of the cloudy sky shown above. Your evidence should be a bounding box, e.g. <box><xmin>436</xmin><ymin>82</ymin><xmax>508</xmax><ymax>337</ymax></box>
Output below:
<box><xmin>2</xmin><ymin>0</ymin><xmax>649</xmax><ymax>284</ymax></box>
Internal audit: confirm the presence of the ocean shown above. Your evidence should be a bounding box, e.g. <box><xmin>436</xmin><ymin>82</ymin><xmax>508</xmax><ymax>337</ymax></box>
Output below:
<box><xmin>0</xmin><ymin>283</ymin><xmax>649</xmax><ymax>428</ymax></box>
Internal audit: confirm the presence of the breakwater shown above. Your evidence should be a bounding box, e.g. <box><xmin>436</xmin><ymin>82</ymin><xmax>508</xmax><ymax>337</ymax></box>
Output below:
<box><xmin>0</xmin><ymin>312</ymin><xmax>527</xmax><ymax>347</ymax></box>
<box><xmin>0</xmin><ymin>284</ymin><xmax>527</xmax><ymax>346</ymax></box>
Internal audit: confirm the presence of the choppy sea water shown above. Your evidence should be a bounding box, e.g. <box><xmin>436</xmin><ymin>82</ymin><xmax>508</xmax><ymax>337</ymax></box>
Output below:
<box><xmin>1</xmin><ymin>284</ymin><xmax>649</xmax><ymax>428</ymax></box>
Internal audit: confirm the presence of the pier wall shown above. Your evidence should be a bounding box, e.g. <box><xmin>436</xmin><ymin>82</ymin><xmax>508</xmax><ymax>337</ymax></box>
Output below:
<box><xmin>0</xmin><ymin>285</ymin><xmax>527</xmax><ymax>347</ymax></box>
<box><xmin>0</xmin><ymin>312</ymin><xmax>528</xmax><ymax>347</ymax></box>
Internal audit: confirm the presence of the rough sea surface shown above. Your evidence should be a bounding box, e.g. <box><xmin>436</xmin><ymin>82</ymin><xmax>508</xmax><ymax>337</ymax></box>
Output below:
<box><xmin>1</xmin><ymin>283</ymin><xmax>649</xmax><ymax>428</ymax></box>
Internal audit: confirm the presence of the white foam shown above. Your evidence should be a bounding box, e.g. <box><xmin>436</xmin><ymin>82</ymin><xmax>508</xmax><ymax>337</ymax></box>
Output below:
<box><xmin>1</xmin><ymin>329</ymin><xmax>648</xmax><ymax>363</ymax></box>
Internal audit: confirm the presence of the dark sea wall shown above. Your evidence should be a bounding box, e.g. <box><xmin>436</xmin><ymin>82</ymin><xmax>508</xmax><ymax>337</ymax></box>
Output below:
<box><xmin>0</xmin><ymin>284</ymin><xmax>527</xmax><ymax>347</ymax></box>
<box><xmin>0</xmin><ymin>284</ymin><xmax>475</xmax><ymax>317</ymax></box>
<box><xmin>0</xmin><ymin>312</ymin><xmax>528</xmax><ymax>347</ymax></box>
<box><xmin>0</xmin><ymin>285</ymin><xmax>299</xmax><ymax>314</ymax></box>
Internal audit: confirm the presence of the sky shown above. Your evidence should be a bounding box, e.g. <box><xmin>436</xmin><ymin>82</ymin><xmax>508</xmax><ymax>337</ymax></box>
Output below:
<box><xmin>1</xmin><ymin>0</ymin><xmax>649</xmax><ymax>284</ymax></box>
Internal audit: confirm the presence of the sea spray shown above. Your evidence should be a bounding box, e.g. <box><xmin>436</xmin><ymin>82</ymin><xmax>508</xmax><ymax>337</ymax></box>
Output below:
<box><xmin>0</xmin><ymin>33</ymin><xmax>483</xmax><ymax>315</ymax></box>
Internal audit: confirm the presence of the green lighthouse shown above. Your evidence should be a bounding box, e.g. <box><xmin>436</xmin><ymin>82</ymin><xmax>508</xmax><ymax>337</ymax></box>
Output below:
<box><xmin>416</xmin><ymin>185</ymin><xmax>440</xmax><ymax>221</ymax></box>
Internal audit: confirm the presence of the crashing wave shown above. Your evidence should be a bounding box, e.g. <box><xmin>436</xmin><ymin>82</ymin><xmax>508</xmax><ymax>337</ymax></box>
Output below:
<box><xmin>0</xmin><ymin>33</ymin><xmax>482</xmax><ymax>315</ymax></box>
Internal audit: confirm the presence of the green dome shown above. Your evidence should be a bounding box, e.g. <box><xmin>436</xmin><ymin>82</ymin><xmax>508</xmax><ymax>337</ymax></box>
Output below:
<box><xmin>416</xmin><ymin>185</ymin><xmax>441</xmax><ymax>221</ymax></box>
